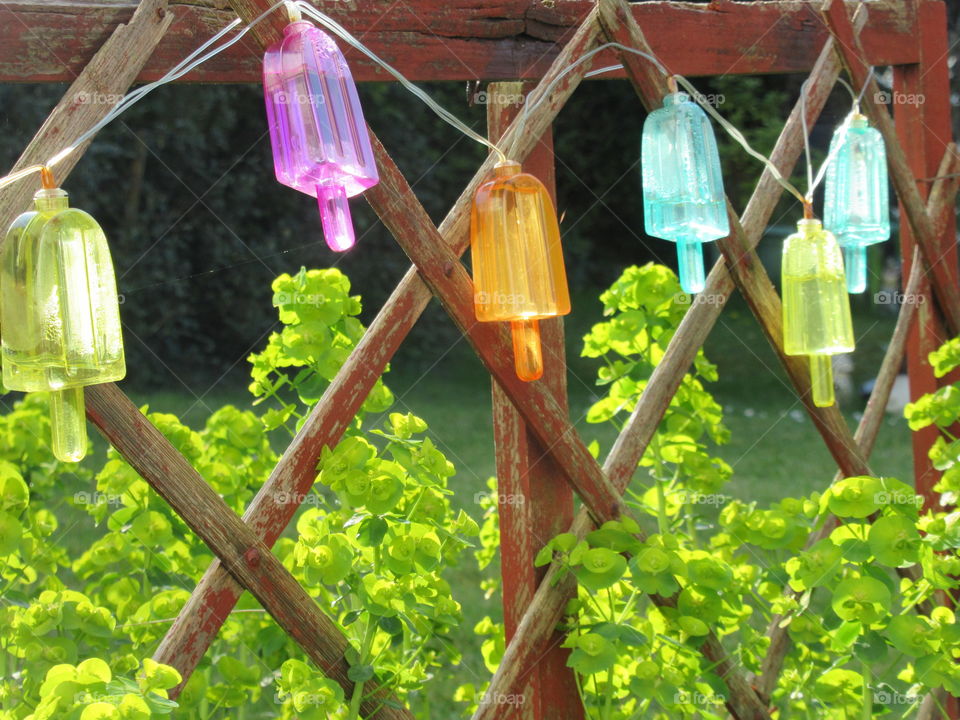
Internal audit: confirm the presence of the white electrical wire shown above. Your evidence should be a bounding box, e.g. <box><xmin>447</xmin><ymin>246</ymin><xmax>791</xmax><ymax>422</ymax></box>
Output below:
<box><xmin>801</xmin><ymin>66</ymin><xmax>875</xmax><ymax>202</ymax></box>
<box><xmin>0</xmin><ymin>1</ymin><xmax>291</xmax><ymax>190</ymax></box>
<box><xmin>0</xmin><ymin>0</ymin><xmax>878</xmax><ymax>209</ymax></box>
<box><xmin>293</xmin><ymin>2</ymin><xmax>505</xmax><ymax>161</ymax></box>
<box><xmin>515</xmin><ymin>43</ymin><xmax>670</xmax><ymax>146</ymax></box>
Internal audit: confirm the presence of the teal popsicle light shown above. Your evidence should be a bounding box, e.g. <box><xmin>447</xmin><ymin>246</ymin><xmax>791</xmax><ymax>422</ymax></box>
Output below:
<box><xmin>823</xmin><ymin>113</ymin><xmax>890</xmax><ymax>294</ymax></box>
<box><xmin>642</xmin><ymin>87</ymin><xmax>729</xmax><ymax>294</ymax></box>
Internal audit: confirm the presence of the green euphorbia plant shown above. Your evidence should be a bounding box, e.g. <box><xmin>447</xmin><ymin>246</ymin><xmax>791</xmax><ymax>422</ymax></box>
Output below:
<box><xmin>459</xmin><ymin>264</ymin><xmax>960</xmax><ymax>720</ymax></box>
<box><xmin>0</xmin><ymin>267</ymin><xmax>478</xmax><ymax>719</ymax></box>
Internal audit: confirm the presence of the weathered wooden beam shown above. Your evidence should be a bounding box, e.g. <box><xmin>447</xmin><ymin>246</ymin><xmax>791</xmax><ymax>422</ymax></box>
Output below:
<box><xmin>755</xmin><ymin>145</ymin><xmax>960</xmax><ymax>696</ymax></box>
<box><xmin>822</xmin><ymin>0</ymin><xmax>960</xmax><ymax>337</ymax></box>
<box><xmin>367</xmin><ymin>123</ymin><xmax>633</xmax><ymax>539</ymax></box>
<box><xmin>0</xmin><ymin>0</ymin><xmax>173</xmax><ymax>235</ymax></box>
<box><xmin>486</xmin><ymin>81</ymin><xmax>582</xmax><ymax>720</ymax></box>
<box><xmin>155</xmin><ymin>8</ymin><xmax>604</xmax><ymax>693</ymax></box>
<box><xmin>0</xmin><ymin>0</ymin><xmax>920</xmax><ymax>84</ymax></box>
<box><xmin>755</xmin><ymin>237</ymin><xmax>927</xmax><ymax>701</ymax></box>
<box><xmin>84</xmin><ymin>383</ymin><xmax>413</xmax><ymax>720</ymax></box>
<box><xmin>603</xmin><ymin>0</ymin><xmax>871</xmax><ymax>480</ymax></box>
<box><xmin>475</xmin><ymin>19</ymin><xmax>847</xmax><ymax>720</ymax></box>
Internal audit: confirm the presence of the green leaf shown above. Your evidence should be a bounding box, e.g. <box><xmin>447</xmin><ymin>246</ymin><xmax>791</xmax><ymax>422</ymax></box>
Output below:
<box><xmin>565</xmin><ymin>633</ymin><xmax>617</xmax><ymax>675</ymax></box>
<box><xmin>347</xmin><ymin>664</ymin><xmax>375</xmax><ymax>683</ymax></box>
<box><xmin>831</xmin><ymin>576</ymin><xmax>891</xmax><ymax>624</ymax></box>
<box><xmin>825</xmin><ymin>476</ymin><xmax>883</xmax><ymax>518</ymax></box>
<box><xmin>356</xmin><ymin>517</ymin><xmax>388</xmax><ymax>547</ymax></box>
<box><xmin>573</xmin><ymin>548</ymin><xmax>627</xmax><ymax>592</ymax></box>
<box><xmin>0</xmin><ymin>510</ymin><xmax>22</xmax><ymax>555</ymax></box>
<box><xmin>868</xmin><ymin>514</ymin><xmax>920</xmax><ymax>566</ymax></box>
<box><xmin>678</xmin><ymin>616</ymin><xmax>710</xmax><ymax>636</ymax></box>
<box><xmin>885</xmin><ymin>614</ymin><xmax>940</xmax><ymax>657</ymax></box>
<box><xmin>81</xmin><ymin>704</ymin><xmax>119</xmax><ymax>720</ymax></box>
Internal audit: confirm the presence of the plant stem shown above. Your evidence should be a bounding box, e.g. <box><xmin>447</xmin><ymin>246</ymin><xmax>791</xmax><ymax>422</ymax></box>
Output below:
<box><xmin>655</xmin><ymin>478</ymin><xmax>669</xmax><ymax>536</ymax></box>
<box><xmin>347</xmin><ymin>619</ymin><xmax>377</xmax><ymax>720</ymax></box>
<box><xmin>860</xmin><ymin>660</ymin><xmax>872</xmax><ymax>720</ymax></box>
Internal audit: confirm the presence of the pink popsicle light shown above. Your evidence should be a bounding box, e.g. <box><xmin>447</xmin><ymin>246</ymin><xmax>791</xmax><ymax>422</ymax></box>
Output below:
<box><xmin>263</xmin><ymin>20</ymin><xmax>379</xmax><ymax>252</ymax></box>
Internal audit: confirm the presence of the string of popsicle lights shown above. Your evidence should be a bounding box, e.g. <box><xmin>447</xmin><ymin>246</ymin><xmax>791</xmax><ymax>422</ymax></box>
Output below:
<box><xmin>0</xmin><ymin>0</ymin><xmax>872</xmax><ymax>203</ymax></box>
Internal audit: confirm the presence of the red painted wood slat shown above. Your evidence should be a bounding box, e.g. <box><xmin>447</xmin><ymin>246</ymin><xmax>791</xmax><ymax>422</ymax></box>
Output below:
<box><xmin>84</xmin><ymin>383</ymin><xmax>414</xmax><ymax>720</ymax></box>
<box><xmin>486</xmin><ymin>81</ymin><xmax>583</xmax><ymax>720</ymax></box>
<box><xmin>0</xmin><ymin>1</ymin><xmax>922</xmax><ymax>84</ymax></box>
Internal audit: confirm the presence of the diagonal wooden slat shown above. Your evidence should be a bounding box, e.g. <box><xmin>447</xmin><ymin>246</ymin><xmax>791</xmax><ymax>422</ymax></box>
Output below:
<box><xmin>821</xmin><ymin>0</ymin><xmax>960</xmax><ymax>336</ymax></box>
<box><xmin>475</xmin><ymin>21</ymin><xmax>850</xmax><ymax>720</ymax></box>
<box><xmin>365</xmin><ymin>125</ymin><xmax>634</xmax><ymax>527</ymax></box>
<box><xmin>84</xmin><ymin>383</ymin><xmax>414</xmax><ymax>720</ymax></box>
<box><xmin>155</xmin><ymin>6</ymin><xmax>605</xmax><ymax>692</ymax></box>
<box><xmin>0</xmin><ymin>0</ymin><xmax>173</xmax><ymax>233</ymax></box>
<box><xmin>600</xmin><ymin>0</ymin><xmax>870</xmax><ymax>479</ymax></box>
<box><xmin>756</xmin><ymin>152</ymin><xmax>960</xmax><ymax>698</ymax></box>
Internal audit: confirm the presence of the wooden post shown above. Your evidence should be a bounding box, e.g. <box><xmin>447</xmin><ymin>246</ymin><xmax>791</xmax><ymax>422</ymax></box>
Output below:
<box><xmin>893</xmin><ymin>0</ymin><xmax>960</xmax><ymax>510</ymax></box>
<box><xmin>486</xmin><ymin>81</ymin><xmax>583</xmax><ymax>720</ymax></box>
<box><xmin>894</xmin><ymin>3</ymin><xmax>960</xmax><ymax>717</ymax></box>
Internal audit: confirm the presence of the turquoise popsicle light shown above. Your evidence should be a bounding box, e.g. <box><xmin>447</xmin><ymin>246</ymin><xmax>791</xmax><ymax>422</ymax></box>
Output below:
<box><xmin>642</xmin><ymin>90</ymin><xmax>729</xmax><ymax>294</ymax></box>
<box><xmin>823</xmin><ymin>113</ymin><xmax>890</xmax><ymax>294</ymax></box>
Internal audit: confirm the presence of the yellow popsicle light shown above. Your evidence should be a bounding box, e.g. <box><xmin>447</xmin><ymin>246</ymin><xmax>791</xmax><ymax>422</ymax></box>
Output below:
<box><xmin>1</xmin><ymin>171</ymin><xmax>126</xmax><ymax>461</ymax></box>
<box><xmin>470</xmin><ymin>161</ymin><xmax>570</xmax><ymax>382</ymax></box>
<box><xmin>782</xmin><ymin>215</ymin><xmax>855</xmax><ymax>408</ymax></box>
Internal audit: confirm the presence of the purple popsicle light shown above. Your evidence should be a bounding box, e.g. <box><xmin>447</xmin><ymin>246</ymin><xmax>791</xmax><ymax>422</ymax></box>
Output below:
<box><xmin>263</xmin><ymin>20</ymin><xmax>379</xmax><ymax>252</ymax></box>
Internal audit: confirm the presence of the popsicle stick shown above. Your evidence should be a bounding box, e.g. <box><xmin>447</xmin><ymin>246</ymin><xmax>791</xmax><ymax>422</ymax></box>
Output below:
<box><xmin>84</xmin><ymin>383</ymin><xmax>414</xmax><ymax>720</ymax></box>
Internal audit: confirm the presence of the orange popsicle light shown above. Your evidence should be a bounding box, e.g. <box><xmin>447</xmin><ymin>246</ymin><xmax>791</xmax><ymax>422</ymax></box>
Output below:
<box><xmin>470</xmin><ymin>161</ymin><xmax>570</xmax><ymax>382</ymax></box>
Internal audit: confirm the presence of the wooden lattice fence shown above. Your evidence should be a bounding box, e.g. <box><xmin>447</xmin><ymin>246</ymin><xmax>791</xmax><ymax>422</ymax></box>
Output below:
<box><xmin>0</xmin><ymin>1</ymin><xmax>958</xmax><ymax>718</ymax></box>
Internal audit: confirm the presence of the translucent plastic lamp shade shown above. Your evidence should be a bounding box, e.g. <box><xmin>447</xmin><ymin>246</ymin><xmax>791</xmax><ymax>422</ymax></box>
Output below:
<box><xmin>782</xmin><ymin>219</ymin><xmax>854</xmax><ymax>408</ymax></box>
<box><xmin>642</xmin><ymin>92</ymin><xmax>729</xmax><ymax>294</ymax></box>
<box><xmin>471</xmin><ymin>161</ymin><xmax>570</xmax><ymax>382</ymax></box>
<box><xmin>263</xmin><ymin>20</ymin><xmax>379</xmax><ymax>252</ymax></box>
<box><xmin>1</xmin><ymin>188</ymin><xmax>126</xmax><ymax>462</ymax></box>
<box><xmin>823</xmin><ymin>114</ymin><xmax>890</xmax><ymax>293</ymax></box>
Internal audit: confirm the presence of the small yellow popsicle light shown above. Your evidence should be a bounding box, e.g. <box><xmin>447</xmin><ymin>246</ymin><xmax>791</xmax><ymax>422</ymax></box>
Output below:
<box><xmin>782</xmin><ymin>210</ymin><xmax>855</xmax><ymax>408</ymax></box>
<box><xmin>470</xmin><ymin>160</ymin><xmax>570</xmax><ymax>382</ymax></box>
<box><xmin>1</xmin><ymin>170</ymin><xmax>126</xmax><ymax>462</ymax></box>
